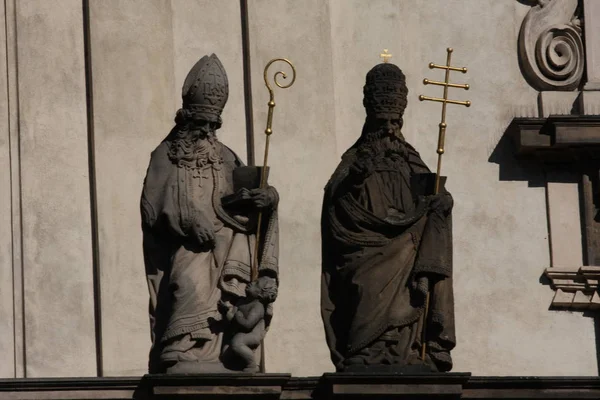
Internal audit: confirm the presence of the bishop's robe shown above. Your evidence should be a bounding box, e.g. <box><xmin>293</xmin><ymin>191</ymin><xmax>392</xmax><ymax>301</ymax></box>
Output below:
<box><xmin>141</xmin><ymin>135</ymin><xmax>278</xmax><ymax>373</ymax></box>
<box><xmin>321</xmin><ymin>139</ymin><xmax>455</xmax><ymax>372</ymax></box>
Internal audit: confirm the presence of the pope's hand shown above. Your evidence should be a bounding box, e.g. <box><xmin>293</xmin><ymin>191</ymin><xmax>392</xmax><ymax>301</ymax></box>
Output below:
<box><xmin>428</xmin><ymin>193</ymin><xmax>453</xmax><ymax>213</ymax></box>
<box><xmin>414</xmin><ymin>275</ymin><xmax>429</xmax><ymax>305</ymax></box>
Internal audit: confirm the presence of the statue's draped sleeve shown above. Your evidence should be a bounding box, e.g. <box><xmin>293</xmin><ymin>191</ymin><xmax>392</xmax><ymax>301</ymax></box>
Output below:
<box><xmin>141</xmin><ymin>143</ymin><xmax>186</xmax><ymax>238</ymax></box>
<box><xmin>140</xmin><ymin>143</ymin><xmax>181</xmax><ymax>342</ymax></box>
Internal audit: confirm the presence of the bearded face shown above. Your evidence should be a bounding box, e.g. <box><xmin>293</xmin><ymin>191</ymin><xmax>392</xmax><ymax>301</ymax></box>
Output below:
<box><xmin>358</xmin><ymin>114</ymin><xmax>408</xmax><ymax>155</ymax></box>
<box><xmin>363</xmin><ymin>114</ymin><xmax>403</xmax><ymax>140</ymax></box>
<box><xmin>188</xmin><ymin>120</ymin><xmax>218</xmax><ymax>140</ymax></box>
<box><xmin>348</xmin><ymin>115</ymin><xmax>410</xmax><ymax>181</ymax></box>
<box><xmin>167</xmin><ymin>118</ymin><xmax>222</xmax><ymax>168</ymax></box>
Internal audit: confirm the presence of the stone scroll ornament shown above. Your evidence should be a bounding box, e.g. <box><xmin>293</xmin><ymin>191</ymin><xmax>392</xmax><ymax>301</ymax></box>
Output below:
<box><xmin>320</xmin><ymin>50</ymin><xmax>467</xmax><ymax>373</ymax></box>
<box><xmin>140</xmin><ymin>54</ymin><xmax>293</xmax><ymax>374</ymax></box>
<box><xmin>518</xmin><ymin>0</ymin><xmax>584</xmax><ymax>91</ymax></box>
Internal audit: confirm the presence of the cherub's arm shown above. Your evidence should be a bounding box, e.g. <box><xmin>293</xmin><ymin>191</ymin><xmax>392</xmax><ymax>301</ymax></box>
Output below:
<box><xmin>234</xmin><ymin>302</ymin><xmax>265</xmax><ymax>330</ymax></box>
<box><xmin>218</xmin><ymin>300</ymin><xmax>237</xmax><ymax>321</ymax></box>
<box><xmin>225</xmin><ymin>306</ymin><xmax>238</xmax><ymax>322</ymax></box>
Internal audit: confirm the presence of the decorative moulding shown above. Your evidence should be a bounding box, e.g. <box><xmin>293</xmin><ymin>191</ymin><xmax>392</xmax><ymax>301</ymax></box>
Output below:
<box><xmin>518</xmin><ymin>0</ymin><xmax>584</xmax><ymax>91</ymax></box>
<box><xmin>507</xmin><ymin>115</ymin><xmax>600</xmax><ymax>310</ymax></box>
<box><xmin>508</xmin><ymin>115</ymin><xmax>600</xmax><ymax>162</ymax></box>
<box><xmin>545</xmin><ymin>266</ymin><xmax>600</xmax><ymax>310</ymax></box>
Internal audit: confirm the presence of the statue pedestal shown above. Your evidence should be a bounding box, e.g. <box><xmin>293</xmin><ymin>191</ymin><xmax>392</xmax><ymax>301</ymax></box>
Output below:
<box><xmin>322</xmin><ymin>372</ymin><xmax>471</xmax><ymax>399</ymax></box>
<box><xmin>142</xmin><ymin>373</ymin><xmax>291</xmax><ymax>399</ymax></box>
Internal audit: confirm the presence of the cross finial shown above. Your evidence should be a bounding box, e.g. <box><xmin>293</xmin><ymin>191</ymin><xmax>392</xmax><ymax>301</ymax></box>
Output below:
<box><xmin>380</xmin><ymin>49</ymin><xmax>392</xmax><ymax>63</ymax></box>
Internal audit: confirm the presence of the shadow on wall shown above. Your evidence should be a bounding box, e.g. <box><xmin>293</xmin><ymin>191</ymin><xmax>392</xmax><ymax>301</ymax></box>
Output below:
<box><xmin>516</xmin><ymin>0</ymin><xmax>540</xmax><ymax>6</ymax></box>
<box><xmin>487</xmin><ymin>125</ymin><xmax>545</xmax><ymax>187</ymax></box>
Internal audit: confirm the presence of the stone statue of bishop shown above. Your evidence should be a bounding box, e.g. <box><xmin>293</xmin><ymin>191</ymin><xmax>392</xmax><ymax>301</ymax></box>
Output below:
<box><xmin>141</xmin><ymin>54</ymin><xmax>279</xmax><ymax>374</ymax></box>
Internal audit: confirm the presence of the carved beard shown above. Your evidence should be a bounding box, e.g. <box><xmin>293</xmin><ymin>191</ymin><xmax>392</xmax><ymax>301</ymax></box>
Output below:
<box><xmin>346</xmin><ymin>125</ymin><xmax>410</xmax><ymax>182</ymax></box>
<box><xmin>168</xmin><ymin>126</ymin><xmax>222</xmax><ymax>169</ymax></box>
<box><xmin>356</xmin><ymin>126</ymin><xmax>409</xmax><ymax>160</ymax></box>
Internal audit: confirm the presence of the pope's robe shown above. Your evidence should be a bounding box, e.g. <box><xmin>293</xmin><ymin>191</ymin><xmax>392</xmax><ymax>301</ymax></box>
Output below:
<box><xmin>141</xmin><ymin>135</ymin><xmax>278</xmax><ymax>373</ymax></box>
<box><xmin>321</xmin><ymin>138</ymin><xmax>455</xmax><ymax>371</ymax></box>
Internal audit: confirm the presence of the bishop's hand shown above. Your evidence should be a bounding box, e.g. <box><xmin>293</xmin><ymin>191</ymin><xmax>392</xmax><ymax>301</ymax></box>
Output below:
<box><xmin>190</xmin><ymin>212</ymin><xmax>215</xmax><ymax>249</ymax></box>
<box><xmin>237</xmin><ymin>186</ymin><xmax>279</xmax><ymax>209</ymax></box>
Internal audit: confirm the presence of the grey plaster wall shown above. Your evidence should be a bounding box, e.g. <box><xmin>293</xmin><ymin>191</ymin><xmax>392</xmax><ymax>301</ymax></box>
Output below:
<box><xmin>16</xmin><ymin>0</ymin><xmax>96</xmax><ymax>377</ymax></box>
<box><xmin>1</xmin><ymin>0</ymin><xmax>597</xmax><ymax>378</ymax></box>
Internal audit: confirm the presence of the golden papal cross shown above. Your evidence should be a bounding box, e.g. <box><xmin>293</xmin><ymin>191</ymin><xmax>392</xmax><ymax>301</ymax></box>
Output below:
<box><xmin>380</xmin><ymin>49</ymin><xmax>392</xmax><ymax>63</ymax></box>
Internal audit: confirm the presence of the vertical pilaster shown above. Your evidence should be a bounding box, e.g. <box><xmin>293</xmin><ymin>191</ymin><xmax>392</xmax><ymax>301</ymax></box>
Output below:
<box><xmin>584</xmin><ymin>0</ymin><xmax>600</xmax><ymax>90</ymax></box>
<box><xmin>582</xmin><ymin>169</ymin><xmax>600</xmax><ymax>266</ymax></box>
<box><xmin>545</xmin><ymin>172</ymin><xmax>584</xmax><ymax>269</ymax></box>
<box><xmin>0</xmin><ymin>0</ymin><xmax>17</xmax><ymax>379</ymax></box>
<box><xmin>16</xmin><ymin>0</ymin><xmax>96</xmax><ymax>377</ymax></box>
<box><xmin>88</xmin><ymin>0</ymin><xmax>176</xmax><ymax>376</ymax></box>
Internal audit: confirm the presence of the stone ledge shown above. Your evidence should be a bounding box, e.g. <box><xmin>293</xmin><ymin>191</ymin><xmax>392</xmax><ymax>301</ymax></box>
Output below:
<box><xmin>463</xmin><ymin>376</ymin><xmax>600</xmax><ymax>399</ymax></box>
<box><xmin>0</xmin><ymin>377</ymin><xmax>140</xmax><ymax>399</ymax></box>
<box><xmin>545</xmin><ymin>266</ymin><xmax>600</xmax><ymax>310</ymax></box>
<box><xmin>322</xmin><ymin>372</ymin><xmax>470</xmax><ymax>399</ymax></box>
<box><xmin>508</xmin><ymin>116</ymin><xmax>600</xmax><ymax>162</ymax></box>
<box><xmin>145</xmin><ymin>374</ymin><xmax>291</xmax><ymax>399</ymax></box>
<box><xmin>3</xmin><ymin>375</ymin><xmax>600</xmax><ymax>399</ymax></box>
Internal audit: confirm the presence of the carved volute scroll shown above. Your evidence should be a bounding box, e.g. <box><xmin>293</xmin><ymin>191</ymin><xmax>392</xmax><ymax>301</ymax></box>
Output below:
<box><xmin>518</xmin><ymin>0</ymin><xmax>584</xmax><ymax>91</ymax></box>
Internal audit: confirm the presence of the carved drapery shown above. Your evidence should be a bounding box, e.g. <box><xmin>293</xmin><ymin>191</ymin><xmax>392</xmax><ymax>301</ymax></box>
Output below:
<box><xmin>518</xmin><ymin>0</ymin><xmax>584</xmax><ymax>91</ymax></box>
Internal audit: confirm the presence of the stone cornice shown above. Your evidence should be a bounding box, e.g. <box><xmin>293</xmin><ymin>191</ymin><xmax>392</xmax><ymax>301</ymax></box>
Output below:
<box><xmin>545</xmin><ymin>266</ymin><xmax>600</xmax><ymax>309</ymax></box>
<box><xmin>3</xmin><ymin>375</ymin><xmax>600</xmax><ymax>399</ymax></box>
<box><xmin>509</xmin><ymin>115</ymin><xmax>600</xmax><ymax>162</ymax></box>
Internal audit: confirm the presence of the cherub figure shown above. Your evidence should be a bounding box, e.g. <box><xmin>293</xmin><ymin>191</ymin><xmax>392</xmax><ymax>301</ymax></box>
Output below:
<box><xmin>223</xmin><ymin>276</ymin><xmax>278</xmax><ymax>372</ymax></box>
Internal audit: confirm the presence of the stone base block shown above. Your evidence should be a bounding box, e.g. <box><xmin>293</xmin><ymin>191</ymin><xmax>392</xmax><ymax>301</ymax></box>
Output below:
<box><xmin>143</xmin><ymin>374</ymin><xmax>291</xmax><ymax>399</ymax></box>
<box><xmin>321</xmin><ymin>372</ymin><xmax>471</xmax><ymax>399</ymax></box>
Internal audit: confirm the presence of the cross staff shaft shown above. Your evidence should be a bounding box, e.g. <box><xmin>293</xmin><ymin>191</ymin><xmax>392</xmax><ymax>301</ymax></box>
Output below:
<box><xmin>417</xmin><ymin>47</ymin><xmax>470</xmax><ymax>363</ymax></box>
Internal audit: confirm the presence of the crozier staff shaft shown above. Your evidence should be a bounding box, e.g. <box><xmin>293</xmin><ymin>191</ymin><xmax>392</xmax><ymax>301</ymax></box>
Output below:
<box><xmin>418</xmin><ymin>47</ymin><xmax>470</xmax><ymax>360</ymax></box>
<box><xmin>252</xmin><ymin>58</ymin><xmax>296</xmax><ymax>281</ymax></box>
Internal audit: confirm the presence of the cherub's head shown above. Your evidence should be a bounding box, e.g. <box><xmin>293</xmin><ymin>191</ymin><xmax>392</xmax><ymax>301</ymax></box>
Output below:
<box><xmin>246</xmin><ymin>276</ymin><xmax>278</xmax><ymax>304</ymax></box>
